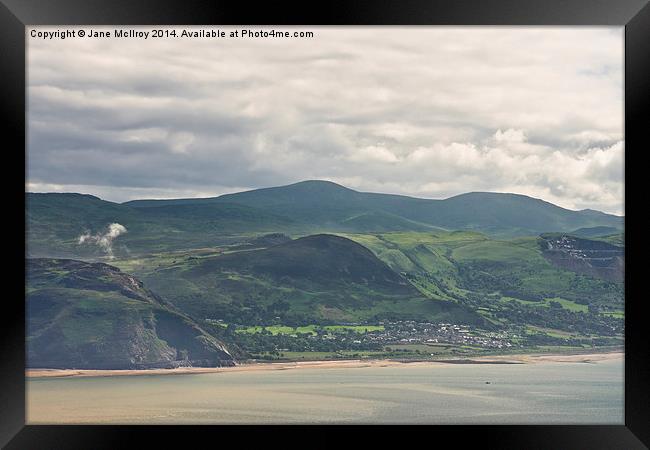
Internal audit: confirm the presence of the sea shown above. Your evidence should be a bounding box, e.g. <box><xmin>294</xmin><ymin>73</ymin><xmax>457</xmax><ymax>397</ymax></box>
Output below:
<box><xmin>26</xmin><ymin>358</ymin><xmax>623</xmax><ymax>424</ymax></box>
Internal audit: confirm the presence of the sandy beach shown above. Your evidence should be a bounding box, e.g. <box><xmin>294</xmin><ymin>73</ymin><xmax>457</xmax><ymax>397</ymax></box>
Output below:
<box><xmin>26</xmin><ymin>350</ymin><xmax>623</xmax><ymax>379</ymax></box>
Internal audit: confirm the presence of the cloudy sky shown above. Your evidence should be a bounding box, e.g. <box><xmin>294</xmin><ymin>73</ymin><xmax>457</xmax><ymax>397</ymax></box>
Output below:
<box><xmin>27</xmin><ymin>27</ymin><xmax>624</xmax><ymax>215</ymax></box>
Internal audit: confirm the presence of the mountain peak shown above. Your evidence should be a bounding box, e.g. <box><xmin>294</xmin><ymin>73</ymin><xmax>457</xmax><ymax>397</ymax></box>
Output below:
<box><xmin>451</xmin><ymin>191</ymin><xmax>538</xmax><ymax>200</ymax></box>
<box><xmin>284</xmin><ymin>179</ymin><xmax>354</xmax><ymax>191</ymax></box>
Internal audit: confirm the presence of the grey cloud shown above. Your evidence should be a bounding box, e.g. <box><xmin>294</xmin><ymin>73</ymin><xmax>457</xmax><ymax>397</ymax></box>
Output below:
<box><xmin>27</xmin><ymin>26</ymin><xmax>624</xmax><ymax>214</ymax></box>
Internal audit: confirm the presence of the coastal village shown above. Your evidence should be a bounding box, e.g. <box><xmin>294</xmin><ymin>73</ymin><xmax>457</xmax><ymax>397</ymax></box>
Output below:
<box><xmin>328</xmin><ymin>321</ymin><xmax>516</xmax><ymax>350</ymax></box>
<box><xmin>217</xmin><ymin>319</ymin><xmax>518</xmax><ymax>352</ymax></box>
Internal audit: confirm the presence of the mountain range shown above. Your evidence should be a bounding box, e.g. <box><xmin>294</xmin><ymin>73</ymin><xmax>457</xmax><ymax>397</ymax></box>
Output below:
<box><xmin>25</xmin><ymin>180</ymin><xmax>625</xmax><ymax>369</ymax></box>
<box><xmin>27</xmin><ymin>180</ymin><xmax>623</xmax><ymax>258</ymax></box>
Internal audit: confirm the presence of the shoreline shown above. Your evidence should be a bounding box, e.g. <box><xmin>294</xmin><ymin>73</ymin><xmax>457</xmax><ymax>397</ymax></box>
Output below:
<box><xmin>26</xmin><ymin>350</ymin><xmax>623</xmax><ymax>379</ymax></box>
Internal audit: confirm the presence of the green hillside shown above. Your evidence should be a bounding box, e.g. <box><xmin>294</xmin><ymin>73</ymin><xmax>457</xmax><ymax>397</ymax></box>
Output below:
<box><xmin>25</xmin><ymin>182</ymin><xmax>624</xmax><ymax>367</ymax></box>
<box><xmin>104</xmin><ymin>230</ymin><xmax>624</xmax><ymax>341</ymax></box>
<box><xmin>340</xmin><ymin>211</ymin><xmax>444</xmax><ymax>232</ymax></box>
<box><xmin>326</xmin><ymin>231</ymin><xmax>623</xmax><ymax>340</ymax></box>
<box><xmin>126</xmin><ymin>180</ymin><xmax>623</xmax><ymax>238</ymax></box>
<box><xmin>27</xmin><ymin>193</ymin><xmax>301</xmax><ymax>257</ymax></box>
<box><xmin>28</xmin><ymin>181</ymin><xmax>623</xmax><ymax>258</ymax></box>
<box><xmin>26</xmin><ymin>229</ymin><xmax>624</xmax><ymax>367</ymax></box>
<box><xmin>592</xmin><ymin>233</ymin><xmax>625</xmax><ymax>246</ymax></box>
<box><xmin>116</xmin><ymin>234</ymin><xmax>485</xmax><ymax>327</ymax></box>
<box><xmin>570</xmin><ymin>226</ymin><xmax>621</xmax><ymax>238</ymax></box>
<box><xmin>338</xmin><ymin>231</ymin><xmax>623</xmax><ymax>307</ymax></box>
<box><xmin>27</xmin><ymin>258</ymin><xmax>236</xmax><ymax>369</ymax></box>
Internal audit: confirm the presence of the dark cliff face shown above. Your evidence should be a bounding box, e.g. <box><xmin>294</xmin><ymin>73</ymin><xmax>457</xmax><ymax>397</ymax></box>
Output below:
<box><xmin>539</xmin><ymin>235</ymin><xmax>624</xmax><ymax>282</ymax></box>
<box><xmin>26</xmin><ymin>258</ymin><xmax>236</xmax><ymax>369</ymax></box>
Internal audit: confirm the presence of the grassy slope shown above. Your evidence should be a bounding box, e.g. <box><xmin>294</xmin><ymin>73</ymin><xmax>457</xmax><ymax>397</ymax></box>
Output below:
<box><xmin>177</xmin><ymin>181</ymin><xmax>623</xmax><ymax>237</ymax></box>
<box><xmin>27</xmin><ymin>193</ymin><xmax>304</xmax><ymax>257</ymax></box>
<box><xmin>107</xmin><ymin>230</ymin><xmax>623</xmax><ymax>341</ymax></box>
<box><xmin>26</xmin><ymin>259</ymin><xmax>234</xmax><ymax>369</ymax></box>
<box><xmin>113</xmin><ymin>235</ymin><xmax>485</xmax><ymax>326</ymax></box>
<box><xmin>28</xmin><ymin>181</ymin><xmax>623</xmax><ymax>260</ymax></box>
<box><xmin>337</xmin><ymin>231</ymin><xmax>623</xmax><ymax>309</ymax></box>
<box><xmin>592</xmin><ymin>233</ymin><xmax>625</xmax><ymax>246</ymax></box>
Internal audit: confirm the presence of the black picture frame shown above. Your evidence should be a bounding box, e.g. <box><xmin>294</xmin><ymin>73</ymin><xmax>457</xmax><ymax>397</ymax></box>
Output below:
<box><xmin>2</xmin><ymin>1</ymin><xmax>648</xmax><ymax>448</ymax></box>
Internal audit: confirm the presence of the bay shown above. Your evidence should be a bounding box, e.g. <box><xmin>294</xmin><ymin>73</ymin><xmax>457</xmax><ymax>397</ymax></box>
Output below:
<box><xmin>27</xmin><ymin>358</ymin><xmax>623</xmax><ymax>424</ymax></box>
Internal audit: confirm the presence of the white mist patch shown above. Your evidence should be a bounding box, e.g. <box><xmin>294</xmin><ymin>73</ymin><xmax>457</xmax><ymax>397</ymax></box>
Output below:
<box><xmin>78</xmin><ymin>223</ymin><xmax>127</xmax><ymax>258</ymax></box>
